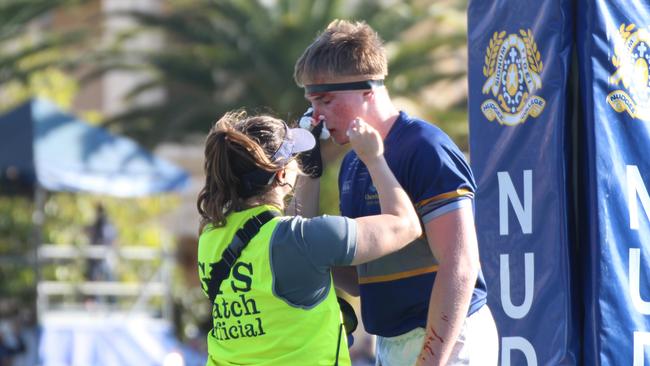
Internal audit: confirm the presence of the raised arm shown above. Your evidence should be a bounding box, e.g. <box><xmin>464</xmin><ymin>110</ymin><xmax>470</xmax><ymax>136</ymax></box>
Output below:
<box><xmin>287</xmin><ymin>176</ymin><xmax>320</xmax><ymax>217</ymax></box>
<box><xmin>287</xmin><ymin>108</ymin><xmax>324</xmax><ymax>218</ymax></box>
<box><xmin>347</xmin><ymin>119</ymin><xmax>422</xmax><ymax>265</ymax></box>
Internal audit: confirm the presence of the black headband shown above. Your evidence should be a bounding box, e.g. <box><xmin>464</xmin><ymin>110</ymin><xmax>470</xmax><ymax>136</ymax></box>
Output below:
<box><xmin>304</xmin><ymin>79</ymin><xmax>384</xmax><ymax>94</ymax></box>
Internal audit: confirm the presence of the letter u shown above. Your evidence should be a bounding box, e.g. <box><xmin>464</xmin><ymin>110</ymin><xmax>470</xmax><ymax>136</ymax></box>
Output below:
<box><xmin>630</xmin><ymin>248</ymin><xmax>650</xmax><ymax>314</ymax></box>
<box><xmin>500</xmin><ymin>253</ymin><xmax>535</xmax><ymax>319</ymax></box>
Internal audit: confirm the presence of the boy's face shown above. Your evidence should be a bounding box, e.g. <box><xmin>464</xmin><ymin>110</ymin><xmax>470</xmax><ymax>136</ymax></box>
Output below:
<box><xmin>304</xmin><ymin>76</ymin><xmax>372</xmax><ymax>145</ymax></box>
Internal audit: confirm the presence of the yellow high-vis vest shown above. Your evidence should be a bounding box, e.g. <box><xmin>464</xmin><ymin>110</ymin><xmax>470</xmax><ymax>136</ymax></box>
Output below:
<box><xmin>198</xmin><ymin>205</ymin><xmax>351</xmax><ymax>366</ymax></box>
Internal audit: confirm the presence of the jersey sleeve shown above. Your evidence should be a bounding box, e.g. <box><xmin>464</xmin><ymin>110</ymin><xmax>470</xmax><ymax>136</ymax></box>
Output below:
<box><xmin>405</xmin><ymin>133</ymin><xmax>477</xmax><ymax>224</ymax></box>
<box><xmin>270</xmin><ymin>215</ymin><xmax>356</xmax><ymax>307</ymax></box>
<box><xmin>275</xmin><ymin>215</ymin><xmax>357</xmax><ymax>269</ymax></box>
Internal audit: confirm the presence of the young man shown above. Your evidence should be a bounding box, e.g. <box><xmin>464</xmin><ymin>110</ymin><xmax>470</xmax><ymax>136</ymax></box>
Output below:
<box><xmin>293</xmin><ymin>20</ymin><xmax>498</xmax><ymax>365</ymax></box>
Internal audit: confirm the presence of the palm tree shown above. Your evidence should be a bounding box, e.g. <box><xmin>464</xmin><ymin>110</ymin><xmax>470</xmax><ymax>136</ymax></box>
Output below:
<box><xmin>0</xmin><ymin>0</ymin><xmax>89</xmax><ymax>87</ymax></box>
<box><xmin>91</xmin><ymin>0</ymin><xmax>469</xmax><ymax>148</ymax></box>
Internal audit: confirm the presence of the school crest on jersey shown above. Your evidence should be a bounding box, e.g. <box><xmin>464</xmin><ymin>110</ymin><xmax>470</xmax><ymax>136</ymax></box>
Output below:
<box><xmin>481</xmin><ymin>30</ymin><xmax>546</xmax><ymax>126</ymax></box>
<box><xmin>608</xmin><ymin>23</ymin><xmax>650</xmax><ymax>121</ymax></box>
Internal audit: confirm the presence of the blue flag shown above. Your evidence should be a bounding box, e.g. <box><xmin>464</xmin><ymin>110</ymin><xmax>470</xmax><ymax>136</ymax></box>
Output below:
<box><xmin>577</xmin><ymin>0</ymin><xmax>650</xmax><ymax>364</ymax></box>
<box><xmin>468</xmin><ymin>0</ymin><xmax>579</xmax><ymax>364</ymax></box>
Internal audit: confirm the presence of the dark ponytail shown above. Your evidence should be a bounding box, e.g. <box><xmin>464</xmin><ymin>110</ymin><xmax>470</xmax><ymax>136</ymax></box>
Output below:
<box><xmin>197</xmin><ymin>111</ymin><xmax>286</xmax><ymax>230</ymax></box>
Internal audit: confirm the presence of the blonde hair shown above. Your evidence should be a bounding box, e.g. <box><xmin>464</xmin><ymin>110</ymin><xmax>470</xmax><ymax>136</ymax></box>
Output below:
<box><xmin>294</xmin><ymin>19</ymin><xmax>388</xmax><ymax>86</ymax></box>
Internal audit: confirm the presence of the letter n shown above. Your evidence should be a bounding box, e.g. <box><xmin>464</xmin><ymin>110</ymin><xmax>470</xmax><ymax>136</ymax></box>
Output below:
<box><xmin>628</xmin><ymin>165</ymin><xmax>650</xmax><ymax>230</ymax></box>
<box><xmin>502</xmin><ymin>336</ymin><xmax>537</xmax><ymax>366</ymax></box>
<box><xmin>500</xmin><ymin>253</ymin><xmax>534</xmax><ymax>319</ymax></box>
<box><xmin>498</xmin><ymin>170</ymin><xmax>532</xmax><ymax>235</ymax></box>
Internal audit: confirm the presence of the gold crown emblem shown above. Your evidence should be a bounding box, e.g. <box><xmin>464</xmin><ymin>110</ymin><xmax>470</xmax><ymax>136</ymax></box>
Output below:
<box><xmin>481</xmin><ymin>30</ymin><xmax>546</xmax><ymax>126</ymax></box>
<box><xmin>608</xmin><ymin>23</ymin><xmax>650</xmax><ymax>121</ymax></box>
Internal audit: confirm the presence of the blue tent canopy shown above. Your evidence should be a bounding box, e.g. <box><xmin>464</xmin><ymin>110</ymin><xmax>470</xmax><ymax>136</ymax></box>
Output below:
<box><xmin>0</xmin><ymin>99</ymin><xmax>189</xmax><ymax>197</ymax></box>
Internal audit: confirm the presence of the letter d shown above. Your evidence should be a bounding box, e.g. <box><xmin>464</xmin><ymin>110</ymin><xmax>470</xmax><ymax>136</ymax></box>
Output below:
<box><xmin>502</xmin><ymin>337</ymin><xmax>537</xmax><ymax>366</ymax></box>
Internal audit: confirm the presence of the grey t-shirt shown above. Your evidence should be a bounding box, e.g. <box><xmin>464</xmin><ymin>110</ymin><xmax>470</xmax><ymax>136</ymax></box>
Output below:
<box><xmin>269</xmin><ymin>215</ymin><xmax>357</xmax><ymax>309</ymax></box>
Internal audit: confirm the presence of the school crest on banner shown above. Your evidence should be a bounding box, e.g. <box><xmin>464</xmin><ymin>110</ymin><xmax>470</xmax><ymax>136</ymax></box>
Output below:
<box><xmin>481</xmin><ymin>30</ymin><xmax>546</xmax><ymax>126</ymax></box>
<box><xmin>608</xmin><ymin>23</ymin><xmax>650</xmax><ymax>122</ymax></box>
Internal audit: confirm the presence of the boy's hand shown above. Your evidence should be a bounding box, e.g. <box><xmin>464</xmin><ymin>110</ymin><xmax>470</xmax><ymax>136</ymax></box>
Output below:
<box><xmin>348</xmin><ymin>118</ymin><xmax>383</xmax><ymax>165</ymax></box>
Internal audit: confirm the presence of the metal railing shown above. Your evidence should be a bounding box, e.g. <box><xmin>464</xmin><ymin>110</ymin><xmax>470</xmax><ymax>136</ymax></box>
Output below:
<box><xmin>36</xmin><ymin>244</ymin><xmax>174</xmax><ymax>322</ymax></box>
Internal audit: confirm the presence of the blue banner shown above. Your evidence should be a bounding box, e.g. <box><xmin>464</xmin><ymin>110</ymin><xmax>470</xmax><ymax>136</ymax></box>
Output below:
<box><xmin>468</xmin><ymin>1</ymin><xmax>578</xmax><ymax>365</ymax></box>
<box><xmin>577</xmin><ymin>1</ymin><xmax>650</xmax><ymax>364</ymax></box>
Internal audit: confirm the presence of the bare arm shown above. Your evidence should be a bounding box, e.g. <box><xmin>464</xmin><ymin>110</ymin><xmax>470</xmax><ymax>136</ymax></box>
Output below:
<box><xmin>286</xmin><ymin>175</ymin><xmax>320</xmax><ymax>217</ymax></box>
<box><xmin>416</xmin><ymin>205</ymin><xmax>480</xmax><ymax>366</ymax></box>
<box><xmin>287</xmin><ymin>107</ymin><xmax>323</xmax><ymax>217</ymax></box>
<box><xmin>346</xmin><ymin>119</ymin><xmax>422</xmax><ymax>265</ymax></box>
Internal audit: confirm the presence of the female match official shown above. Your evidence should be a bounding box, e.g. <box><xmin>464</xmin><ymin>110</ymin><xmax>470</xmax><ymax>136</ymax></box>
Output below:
<box><xmin>196</xmin><ymin>110</ymin><xmax>421</xmax><ymax>365</ymax></box>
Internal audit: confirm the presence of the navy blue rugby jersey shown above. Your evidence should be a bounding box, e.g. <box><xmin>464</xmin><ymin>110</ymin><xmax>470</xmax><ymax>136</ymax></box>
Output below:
<box><xmin>338</xmin><ymin>111</ymin><xmax>488</xmax><ymax>337</ymax></box>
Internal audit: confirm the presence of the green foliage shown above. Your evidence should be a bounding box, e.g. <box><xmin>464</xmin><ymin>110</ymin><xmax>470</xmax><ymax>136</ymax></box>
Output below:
<box><xmin>0</xmin><ymin>196</ymin><xmax>33</xmax><ymax>256</ymax></box>
<box><xmin>94</xmin><ymin>0</ymin><xmax>469</xmax><ymax>149</ymax></box>
<box><xmin>0</xmin><ymin>193</ymin><xmax>179</xmax><ymax>308</ymax></box>
<box><xmin>0</xmin><ymin>196</ymin><xmax>35</xmax><ymax>303</ymax></box>
<box><xmin>0</xmin><ymin>64</ymin><xmax>79</xmax><ymax>113</ymax></box>
<box><xmin>41</xmin><ymin>193</ymin><xmax>179</xmax><ymax>248</ymax></box>
<box><xmin>0</xmin><ymin>0</ymin><xmax>90</xmax><ymax>86</ymax></box>
<box><xmin>0</xmin><ymin>0</ymin><xmax>100</xmax><ymax>119</ymax></box>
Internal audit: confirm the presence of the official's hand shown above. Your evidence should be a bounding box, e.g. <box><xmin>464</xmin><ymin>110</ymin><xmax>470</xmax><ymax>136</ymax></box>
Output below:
<box><xmin>297</xmin><ymin>108</ymin><xmax>324</xmax><ymax>178</ymax></box>
<box><xmin>347</xmin><ymin>118</ymin><xmax>383</xmax><ymax>164</ymax></box>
